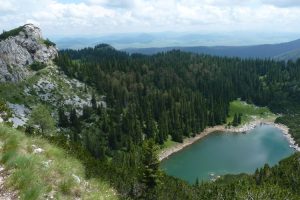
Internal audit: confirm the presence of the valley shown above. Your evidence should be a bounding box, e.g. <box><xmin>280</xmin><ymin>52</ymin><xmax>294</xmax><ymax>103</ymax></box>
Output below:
<box><xmin>1</xmin><ymin>24</ymin><xmax>300</xmax><ymax>199</ymax></box>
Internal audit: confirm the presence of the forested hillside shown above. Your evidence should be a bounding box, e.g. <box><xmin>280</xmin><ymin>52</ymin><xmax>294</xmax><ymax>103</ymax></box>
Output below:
<box><xmin>50</xmin><ymin>44</ymin><xmax>300</xmax><ymax>199</ymax></box>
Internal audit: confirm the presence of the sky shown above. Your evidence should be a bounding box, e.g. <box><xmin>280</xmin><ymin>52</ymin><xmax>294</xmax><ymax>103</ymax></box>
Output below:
<box><xmin>1</xmin><ymin>0</ymin><xmax>300</xmax><ymax>42</ymax></box>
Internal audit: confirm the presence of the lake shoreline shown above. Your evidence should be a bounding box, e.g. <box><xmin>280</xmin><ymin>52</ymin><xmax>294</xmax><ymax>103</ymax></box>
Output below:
<box><xmin>159</xmin><ymin>119</ymin><xmax>300</xmax><ymax>161</ymax></box>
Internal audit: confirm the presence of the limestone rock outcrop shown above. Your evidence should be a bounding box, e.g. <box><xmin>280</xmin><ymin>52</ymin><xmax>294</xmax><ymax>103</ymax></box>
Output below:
<box><xmin>0</xmin><ymin>24</ymin><xmax>58</xmax><ymax>82</ymax></box>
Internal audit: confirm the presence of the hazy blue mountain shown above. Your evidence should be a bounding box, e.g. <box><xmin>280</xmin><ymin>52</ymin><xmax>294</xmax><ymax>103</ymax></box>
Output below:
<box><xmin>54</xmin><ymin>33</ymin><xmax>162</xmax><ymax>49</ymax></box>
<box><xmin>54</xmin><ymin>31</ymin><xmax>300</xmax><ymax>60</ymax></box>
<box><xmin>124</xmin><ymin>39</ymin><xmax>300</xmax><ymax>60</ymax></box>
<box><xmin>274</xmin><ymin>48</ymin><xmax>300</xmax><ymax>61</ymax></box>
<box><xmin>54</xmin><ymin>32</ymin><xmax>300</xmax><ymax>51</ymax></box>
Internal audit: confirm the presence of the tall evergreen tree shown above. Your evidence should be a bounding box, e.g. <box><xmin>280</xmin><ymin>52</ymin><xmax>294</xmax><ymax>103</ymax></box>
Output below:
<box><xmin>69</xmin><ymin>108</ymin><xmax>81</xmax><ymax>141</ymax></box>
<box><xmin>140</xmin><ymin>139</ymin><xmax>161</xmax><ymax>198</ymax></box>
<box><xmin>28</xmin><ymin>104</ymin><xmax>55</xmax><ymax>135</ymax></box>
<box><xmin>237</xmin><ymin>113</ymin><xmax>242</xmax><ymax>124</ymax></box>
<box><xmin>232</xmin><ymin>113</ymin><xmax>238</xmax><ymax>127</ymax></box>
<box><xmin>91</xmin><ymin>92</ymin><xmax>97</xmax><ymax>110</ymax></box>
<box><xmin>58</xmin><ymin>107</ymin><xmax>69</xmax><ymax>128</ymax></box>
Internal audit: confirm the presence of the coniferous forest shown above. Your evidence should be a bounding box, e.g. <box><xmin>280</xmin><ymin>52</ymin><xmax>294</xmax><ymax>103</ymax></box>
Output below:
<box><xmin>48</xmin><ymin>44</ymin><xmax>300</xmax><ymax>199</ymax></box>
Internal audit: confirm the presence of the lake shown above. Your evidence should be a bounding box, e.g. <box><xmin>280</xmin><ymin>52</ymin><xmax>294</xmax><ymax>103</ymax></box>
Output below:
<box><xmin>160</xmin><ymin>125</ymin><xmax>295</xmax><ymax>183</ymax></box>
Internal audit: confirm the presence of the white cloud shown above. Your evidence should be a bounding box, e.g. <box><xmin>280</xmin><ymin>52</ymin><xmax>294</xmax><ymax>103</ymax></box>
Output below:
<box><xmin>88</xmin><ymin>0</ymin><xmax>135</xmax><ymax>8</ymax></box>
<box><xmin>0</xmin><ymin>0</ymin><xmax>300</xmax><ymax>37</ymax></box>
<box><xmin>0</xmin><ymin>1</ymin><xmax>16</xmax><ymax>12</ymax></box>
<box><xmin>262</xmin><ymin>0</ymin><xmax>300</xmax><ymax>7</ymax></box>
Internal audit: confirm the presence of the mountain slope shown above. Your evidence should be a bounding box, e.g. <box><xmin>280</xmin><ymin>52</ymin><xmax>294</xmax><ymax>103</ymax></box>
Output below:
<box><xmin>0</xmin><ymin>124</ymin><xmax>118</xmax><ymax>199</ymax></box>
<box><xmin>274</xmin><ymin>48</ymin><xmax>300</xmax><ymax>61</ymax></box>
<box><xmin>124</xmin><ymin>39</ymin><xmax>300</xmax><ymax>60</ymax></box>
<box><xmin>0</xmin><ymin>63</ymin><xmax>104</xmax><ymax>128</ymax></box>
<box><xmin>0</xmin><ymin>24</ymin><xmax>115</xmax><ymax>199</ymax></box>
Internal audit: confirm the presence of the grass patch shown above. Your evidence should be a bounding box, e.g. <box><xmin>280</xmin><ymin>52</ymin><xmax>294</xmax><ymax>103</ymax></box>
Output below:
<box><xmin>59</xmin><ymin>178</ymin><xmax>75</xmax><ymax>195</ymax></box>
<box><xmin>227</xmin><ymin>100</ymin><xmax>277</xmax><ymax>124</ymax></box>
<box><xmin>161</xmin><ymin>136</ymin><xmax>178</xmax><ymax>149</ymax></box>
<box><xmin>159</xmin><ymin>135</ymin><xmax>178</xmax><ymax>152</ymax></box>
<box><xmin>0</xmin><ymin>124</ymin><xmax>118</xmax><ymax>200</ymax></box>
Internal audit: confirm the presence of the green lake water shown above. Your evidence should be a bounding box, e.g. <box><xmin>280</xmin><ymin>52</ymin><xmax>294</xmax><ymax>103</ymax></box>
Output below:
<box><xmin>160</xmin><ymin>125</ymin><xmax>295</xmax><ymax>183</ymax></box>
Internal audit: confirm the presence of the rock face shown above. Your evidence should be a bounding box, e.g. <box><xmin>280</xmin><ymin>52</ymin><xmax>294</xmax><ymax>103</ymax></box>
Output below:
<box><xmin>0</xmin><ymin>24</ymin><xmax>58</xmax><ymax>82</ymax></box>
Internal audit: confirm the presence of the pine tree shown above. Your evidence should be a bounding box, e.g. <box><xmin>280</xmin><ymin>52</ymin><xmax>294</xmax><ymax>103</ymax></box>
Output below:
<box><xmin>195</xmin><ymin>177</ymin><xmax>199</xmax><ymax>187</ymax></box>
<box><xmin>254</xmin><ymin>168</ymin><xmax>261</xmax><ymax>185</ymax></box>
<box><xmin>58</xmin><ymin>107</ymin><xmax>69</xmax><ymax>127</ymax></box>
<box><xmin>82</xmin><ymin>105</ymin><xmax>92</xmax><ymax>120</ymax></box>
<box><xmin>28</xmin><ymin>104</ymin><xmax>55</xmax><ymax>135</ymax></box>
<box><xmin>232</xmin><ymin>113</ymin><xmax>238</xmax><ymax>127</ymax></box>
<box><xmin>237</xmin><ymin>113</ymin><xmax>242</xmax><ymax>125</ymax></box>
<box><xmin>140</xmin><ymin>139</ymin><xmax>161</xmax><ymax>198</ymax></box>
<box><xmin>108</xmin><ymin>130</ymin><xmax>118</xmax><ymax>150</ymax></box>
<box><xmin>91</xmin><ymin>92</ymin><xmax>97</xmax><ymax>110</ymax></box>
<box><xmin>69</xmin><ymin>108</ymin><xmax>81</xmax><ymax>141</ymax></box>
<box><xmin>70</xmin><ymin>109</ymin><xmax>79</xmax><ymax>128</ymax></box>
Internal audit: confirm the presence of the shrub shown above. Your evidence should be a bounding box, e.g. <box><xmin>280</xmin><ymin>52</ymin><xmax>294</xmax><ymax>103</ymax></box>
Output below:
<box><xmin>0</xmin><ymin>26</ymin><xmax>24</xmax><ymax>41</ymax></box>
<box><xmin>0</xmin><ymin>100</ymin><xmax>12</xmax><ymax>121</ymax></box>
<box><xmin>59</xmin><ymin>178</ymin><xmax>75</xmax><ymax>195</ymax></box>
<box><xmin>43</xmin><ymin>38</ymin><xmax>56</xmax><ymax>47</ymax></box>
<box><xmin>29</xmin><ymin>61</ymin><xmax>47</xmax><ymax>71</ymax></box>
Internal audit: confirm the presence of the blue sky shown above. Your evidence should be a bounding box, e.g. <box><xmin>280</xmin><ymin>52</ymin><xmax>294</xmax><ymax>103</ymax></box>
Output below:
<box><xmin>1</xmin><ymin>0</ymin><xmax>300</xmax><ymax>44</ymax></box>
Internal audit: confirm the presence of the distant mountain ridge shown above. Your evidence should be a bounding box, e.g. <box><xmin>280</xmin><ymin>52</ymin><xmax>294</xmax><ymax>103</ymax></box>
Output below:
<box><xmin>124</xmin><ymin>39</ymin><xmax>300</xmax><ymax>61</ymax></box>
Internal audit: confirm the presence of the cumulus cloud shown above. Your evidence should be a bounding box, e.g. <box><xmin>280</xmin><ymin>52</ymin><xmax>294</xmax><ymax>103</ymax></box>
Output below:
<box><xmin>0</xmin><ymin>0</ymin><xmax>299</xmax><ymax>37</ymax></box>
<box><xmin>0</xmin><ymin>1</ymin><xmax>16</xmax><ymax>13</ymax></box>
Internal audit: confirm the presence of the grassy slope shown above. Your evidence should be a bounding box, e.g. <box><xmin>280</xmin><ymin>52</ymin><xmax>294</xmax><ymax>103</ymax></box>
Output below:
<box><xmin>227</xmin><ymin>100</ymin><xmax>277</xmax><ymax>124</ymax></box>
<box><xmin>0</xmin><ymin>124</ymin><xmax>118</xmax><ymax>200</ymax></box>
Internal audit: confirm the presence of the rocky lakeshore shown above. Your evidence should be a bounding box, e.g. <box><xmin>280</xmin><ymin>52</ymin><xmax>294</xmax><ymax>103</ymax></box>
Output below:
<box><xmin>159</xmin><ymin>120</ymin><xmax>300</xmax><ymax>161</ymax></box>
<box><xmin>273</xmin><ymin>123</ymin><xmax>300</xmax><ymax>152</ymax></box>
<box><xmin>159</xmin><ymin>125</ymin><xmax>225</xmax><ymax>161</ymax></box>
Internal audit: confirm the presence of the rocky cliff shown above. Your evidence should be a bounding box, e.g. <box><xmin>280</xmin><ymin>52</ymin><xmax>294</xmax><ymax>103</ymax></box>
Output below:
<box><xmin>0</xmin><ymin>24</ymin><xmax>57</xmax><ymax>82</ymax></box>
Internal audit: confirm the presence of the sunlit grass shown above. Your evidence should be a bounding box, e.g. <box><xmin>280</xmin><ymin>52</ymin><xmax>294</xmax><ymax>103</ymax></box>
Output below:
<box><xmin>159</xmin><ymin>135</ymin><xmax>178</xmax><ymax>152</ymax></box>
<box><xmin>0</xmin><ymin>124</ymin><xmax>118</xmax><ymax>200</ymax></box>
<box><xmin>227</xmin><ymin>100</ymin><xmax>277</xmax><ymax>124</ymax></box>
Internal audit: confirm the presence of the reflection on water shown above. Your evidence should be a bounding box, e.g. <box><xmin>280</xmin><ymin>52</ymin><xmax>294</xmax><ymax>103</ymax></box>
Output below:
<box><xmin>160</xmin><ymin>125</ymin><xmax>295</xmax><ymax>183</ymax></box>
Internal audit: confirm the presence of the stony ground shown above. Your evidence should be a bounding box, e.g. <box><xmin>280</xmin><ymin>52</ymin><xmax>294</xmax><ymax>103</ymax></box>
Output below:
<box><xmin>0</xmin><ymin>166</ymin><xmax>18</xmax><ymax>200</ymax></box>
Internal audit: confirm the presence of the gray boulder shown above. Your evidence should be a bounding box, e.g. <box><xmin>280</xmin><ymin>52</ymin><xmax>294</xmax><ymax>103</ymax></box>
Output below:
<box><xmin>0</xmin><ymin>24</ymin><xmax>58</xmax><ymax>82</ymax></box>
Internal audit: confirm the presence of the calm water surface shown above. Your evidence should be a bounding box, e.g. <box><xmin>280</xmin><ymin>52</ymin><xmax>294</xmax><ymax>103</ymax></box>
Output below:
<box><xmin>160</xmin><ymin>125</ymin><xmax>295</xmax><ymax>183</ymax></box>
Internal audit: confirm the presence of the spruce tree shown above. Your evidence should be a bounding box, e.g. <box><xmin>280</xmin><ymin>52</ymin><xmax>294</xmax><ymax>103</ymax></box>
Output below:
<box><xmin>195</xmin><ymin>177</ymin><xmax>199</xmax><ymax>187</ymax></box>
<box><xmin>140</xmin><ymin>139</ymin><xmax>161</xmax><ymax>198</ymax></box>
<box><xmin>232</xmin><ymin>113</ymin><xmax>238</xmax><ymax>127</ymax></box>
<box><xmin>237</xmin><ymin>113</ymin><xmax>242</xmax><ymax>125</ymax></box>
<box><xmin>28</xmin><ymin>104</ymin><xmax>55</xmax><ymax>135</ymax></box>
<box><xmin>91</xmin><ymin>92</ymin><xmax>97</xmax><ymax>110</ymax></box>
<box><xmin>58</xmin><ymin>107</ymin><xmax>69</xmax><ymax>128</ymax></box>
<box><xmin>69</xmin><ymin>108</ymin><xmax>81</xmax><ymax>141</ymax></box>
